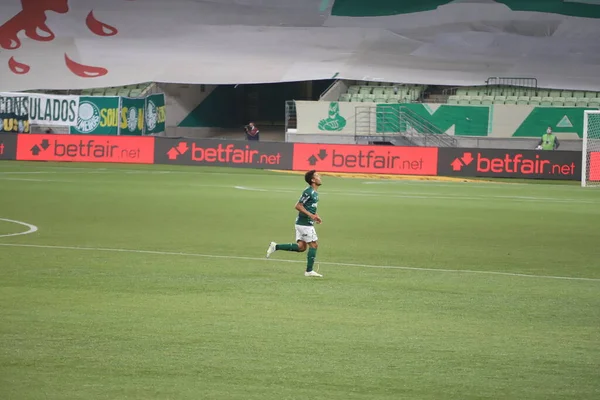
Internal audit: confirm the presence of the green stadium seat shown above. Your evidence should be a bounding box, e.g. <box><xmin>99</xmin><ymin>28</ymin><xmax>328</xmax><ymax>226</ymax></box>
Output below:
<box><xmin>372</xmin><ymin>88</ymin><xmax>385</xmax><ymax>96</ymax></box>
<box><xmin>481</xmin><ymin>96</ymin><xmax>494</xmax><ymax>105</ymax></box>
<box><xmin>549</xmin><ymin>90</ymin><xmax>562</xmax><ymax>98</ymax></box>
<box><xmin>529</xmin><ymin>96</ymin><xmax>541</xmax><ymax>106</ymax></box>
<box><xmin>517</xmin><ymin>96</ymin><xmax>529</xmax><ymax>105</ymax></box>
<box><xmin>588</xmin><ymin>100</ymin><xmax>600</xmax><ymax>108</ymax></box>
<box><xmin>458</xmin><ymin>95</ymin><xmax>470</xmax><ymax>105</ymax></box>
<box><xmin>374</xmin><ymin>97</ymin><xmax>387</xmax><ymax>103</ymax></box>
<box><xmin>540</xmin><ymin>97</ymin><xmax>553</xmax><ymax>106</ymax></box>
<box><xmin>347</xmin><ymin>86</ymin><xmax>360</xmax><ymax>94</ymax></box>
<box><xmin>584</xmin><ymin>91</ymin><xmax>598</xmax><ymax>98</ymax></box>
<box><xmin>505</xmin><ymin>96</ymin><xmax>518</xmax><ymax>105</ymax></box>
<box><xmin>362</xmin><ymin>94</ymin><xmax>375</xmax><ymax>102</ymax></box>
<box><xmin>501</xmin><ymin>87</ymin><xmax>515</xmax><ymax>97</ymax></box>
<box><xmin>447</xmin><ymin>95</ymin><xmax>459</xmax><ymax>104</ymax></box>
<box><xmin>339</xmin><ymin>93</ymin><xmax>351</xmax><ymax>102</ymax></box>
<box><xmin>358</xmin><ymin>87</ymin><xmax>372</xmax><ymax>95</ymax></box>
<box><xmin>571</xmin><ymin>91</ymin><xmax>584</xmax><ymax>99</ymax></box>
<box><xmin>350</xmin><ymin>96</ymin><xmax>362</xmax><ymax>102</ymax></box>
<box><xmin>552</xmin><ymin>97</ymin><xmax>565</xmax><ymax>107</ymax></box>
<box><xmin>81</xmin><ymin>88</ymin><xmax>93</xmax><ymax>95</ymax></box>
<box><xmin>493</xmin><ymin>95</ymin><xmax>506</xmax><ymax>104</ymax></box>
<box><xmin>575</xmin><ymin>98</ymin><xmax>588</xmax><ymax>107</ymax></box>
<box><xmin>469</xmin><ymin>96</ymin><xmax>482</xmax><ymax>105</ymax></box>
<box><xmin>117</xmin><ymin>88</ymin><xmax>130</xmax><ymax>96</ymax></box>
<box><xmin>456</xmin><ymin>89</ymin><xmax>468</xmax><ymax>96</ymax></box>
<box><xmin>535</xmin><ymin>90</ymin><xmax>549</xmax><ymax>98</ymax></box>
<box><xmin>564</xmin><ymin>98</ymin><xmax>576</xmax><ymax>107</ymax></box>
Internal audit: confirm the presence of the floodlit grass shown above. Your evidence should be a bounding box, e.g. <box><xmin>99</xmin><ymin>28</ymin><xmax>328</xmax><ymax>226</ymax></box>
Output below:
<box><xmin>1</xmin><ymin>161</ymin><xmax>599</xmax><ymax>400</ymax></box>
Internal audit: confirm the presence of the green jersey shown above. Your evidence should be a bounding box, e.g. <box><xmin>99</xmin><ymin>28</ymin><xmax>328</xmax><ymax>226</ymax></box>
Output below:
<box><xmin>296</xmin><ymin>186</ymin><xmax>319</xmax><ymax>226</ymax></box>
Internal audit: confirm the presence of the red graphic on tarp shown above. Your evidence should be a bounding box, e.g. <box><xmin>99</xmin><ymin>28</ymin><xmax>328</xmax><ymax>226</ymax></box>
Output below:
<box><xmin>0</xmin><ymin>0</ymin><xmax>69</xmax><ymax>51</ymax></box>
<box><xmin>65</xmin><ymin>54</ymin><xmax>108</xmax><ymax>78</ymax></box>
<box><xmin>86</xmin><ymin>10</ymin><xmax>118</xmax><ymax>37</ymax></box>
<box><xmin>8</xmin><ymin>56</ymin><xmax>30</xmax><ymax>74</ymax></box>
<box><xmin>0</xmin><ymin>1</ymin><xmax>118</xmax><ymax>78</ymax></box>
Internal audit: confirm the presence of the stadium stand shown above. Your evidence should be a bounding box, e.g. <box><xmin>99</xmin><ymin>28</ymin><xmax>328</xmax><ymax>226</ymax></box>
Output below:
<box><xmin>445</xmin><ymin>86</ymin><xmax>600</xmax><ymax>107</ymax></box>
<box><xmin>337</xmin><ymin>82</ymin><xmax>426</xmax><ymax>103</ymax></box>
<box><xmin>24</xmin><ymin>82</ymin><xmax>154</xmax><ymax>98</ymax></box>
<box><xmin>333</xmin><ymin>81</ymin><xmax>600</xmax><ymax>108</ymax></box>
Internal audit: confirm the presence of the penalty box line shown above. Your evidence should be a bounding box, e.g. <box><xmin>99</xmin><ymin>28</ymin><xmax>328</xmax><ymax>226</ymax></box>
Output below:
<box><xmin>0</xmin><ymin>242</ymin><xmax>598</xmax><ymax>282</ymax></box>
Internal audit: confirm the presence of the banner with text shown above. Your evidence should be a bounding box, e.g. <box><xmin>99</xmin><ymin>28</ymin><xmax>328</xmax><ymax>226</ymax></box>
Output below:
<box><xmin>292</xmin><ymin>143</ymin><xmax>438</xmax><ymax>175</ymax></box>
<box><xmin>154</xmin><ymin>137</ymin><xmax>293</xmax><ymax>170</ymax></box>
<box><xmin>16</xmin><ymin>134</ymin><xmax>155</xmax><ymax>164</ymax></box>
<box><xmin>120</xmin><ymin>97</ymin><xmax>145</xmax><ymax>135</ymax></box>
<box><xmin>437</xmin><ymin>148</ymin><xmax>581</xmax><ymax>180</ymax></box>
<box><xmin>71</xmin><ymin>96</ymin><xmax>120</xmax><ymax>135</ymax></box>
<box><xmin>144</xmin><ymin>94</ymin><xmax>166</xmax><ymax>135</ymax></box>
<box><xmin>1</xmin><ymin>94</ymin><xmax>29</xmax><ymax>133</ymax></box>
<box><xmin>0</xmin><ymin>92</ymin><xmax>79</xmax><ymax>127</ymax></box>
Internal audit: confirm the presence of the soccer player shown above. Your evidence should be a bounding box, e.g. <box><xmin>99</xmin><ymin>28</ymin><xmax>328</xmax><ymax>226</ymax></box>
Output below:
<box><xmin>266</xmin><ymin>170</ymin><xmax>323</xmax><ymax>277</ymax></box>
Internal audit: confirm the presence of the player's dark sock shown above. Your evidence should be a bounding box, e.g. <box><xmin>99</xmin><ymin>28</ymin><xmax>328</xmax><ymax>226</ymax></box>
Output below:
<box><xmin>276</xmin><ymin>243</ymin><xmax>299</xmax><ymax>251</ymax></box>
<box><xmin>306</xmin><ymin>247</ymin><xmax>317</xmax><ymax>271</ymax></box>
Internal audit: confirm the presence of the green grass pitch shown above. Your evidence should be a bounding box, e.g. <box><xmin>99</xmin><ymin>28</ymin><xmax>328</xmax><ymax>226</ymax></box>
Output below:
<box><xmin>1</xmin><ymin>161</ymin><xmax>599</xmax><ymax>399</ymax></box>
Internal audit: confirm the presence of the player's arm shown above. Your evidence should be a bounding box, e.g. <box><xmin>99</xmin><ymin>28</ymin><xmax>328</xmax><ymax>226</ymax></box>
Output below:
<box><xmin>295</xmin><ymin>202</ymin><xmax>321</xmax><ymax>223</ymax></box>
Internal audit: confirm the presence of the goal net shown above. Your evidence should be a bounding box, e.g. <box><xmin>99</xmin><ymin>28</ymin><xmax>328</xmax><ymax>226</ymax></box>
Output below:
<box><xmin>582</xmin><ymin>110</ymin><xmax>600</xmax><ymax>187</ymax></box>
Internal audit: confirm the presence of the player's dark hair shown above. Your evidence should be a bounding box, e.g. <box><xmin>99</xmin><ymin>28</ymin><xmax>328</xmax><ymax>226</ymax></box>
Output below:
<box><xmin>305</xmin><ymin>170</ymin><xmax>316</xmax><ymax>184</ymax></box>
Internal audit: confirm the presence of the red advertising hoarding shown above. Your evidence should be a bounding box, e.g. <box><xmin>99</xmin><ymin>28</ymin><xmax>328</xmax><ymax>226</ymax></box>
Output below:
<box><xmin>437</xmin><ymin>148</ymin><xmax>581</xmax><ymax>180</ymax></box>
<box><xmin>590</xmin><ymin>152</ymin><xmax>600</xmax><ymax>181</ymax></box>
<box><xmin>153</xmin><ymin>138</ymin><xmax>293</xmax><ymax>169</ymax></box>
<box><xmin>16</xmin><ymin>134</ymin><xmax>155</xmax><ymax>164</ymax></box>
<box><xmin>292</xmin><ymin>143</ymin><xmax>438</xmax><ymax>175</ymax></box>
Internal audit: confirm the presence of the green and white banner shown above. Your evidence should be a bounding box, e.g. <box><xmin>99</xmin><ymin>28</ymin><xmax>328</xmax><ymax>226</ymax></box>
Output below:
<box><xmin>295</xmin><ymin>101</ymin><xmax>600</xmax><ymax>139</ymax></box>
<box><xmin>144</xmin><ymin>94</ymin><xmax>166</xmax><ymax>135</ymax></box>
<box><xmin>71</xmin><ymin>96</ymin><xmax>120</xmax><ymax>135</ymax></box>
<box><xmin>69</xmin><ymin>93</ymin><xmax>166</xmax><ymax>135</ymax></box>
<box><xmin>1</xmin><ymin>92</ymin><xmax>165</xmax><ymax>135</ymax></box>
<box><xmin>120</xmin><ymin>97</ymin><xmax>145</xmax><ymax>135</ymax></box>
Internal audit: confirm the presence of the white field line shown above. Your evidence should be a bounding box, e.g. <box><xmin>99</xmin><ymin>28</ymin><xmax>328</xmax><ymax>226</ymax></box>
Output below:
<box><xmin>0</xmin><ymin>218</ymin><xmax>38</xmax><ymax>238</ymax></box>
<box><xmin>0</xmin><ymin>242</ymin><xmax>598</xmax><ymax>282</ymax></box>
<box><xmin>0</xmin><ymin>177</ymin><xmax>73</xmax><ymax>182</ymax></box>
<box><xmin>0</xmin><ymin>164</ymin><xmax>586</xmax><ymax>190</ymax></box>
<box><xmin>0</xmin><ymin>173</ymin><xmax>595</xmax><ymax>204</ymax></box>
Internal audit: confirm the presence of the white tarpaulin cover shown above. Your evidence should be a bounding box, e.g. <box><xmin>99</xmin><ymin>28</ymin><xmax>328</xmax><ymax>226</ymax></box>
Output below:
<box><xmin>1</xmin><ymin>0</ymin><xmax>600</xmax><ymax>91</ymax></box>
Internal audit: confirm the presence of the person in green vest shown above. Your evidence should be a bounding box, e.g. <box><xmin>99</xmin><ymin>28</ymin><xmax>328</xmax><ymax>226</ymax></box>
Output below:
<box><xmin>536</xmin><ymin>127</ymin><xmax>560</xmax><ymax>150</ymax></box>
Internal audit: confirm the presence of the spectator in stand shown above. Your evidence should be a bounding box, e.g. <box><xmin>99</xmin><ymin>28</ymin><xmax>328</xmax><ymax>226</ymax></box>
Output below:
<box><xmin>536</xmin><ymin>126</ymin><xmax>559</xmax><ymax>150</ymax></box>
<box><xmin>245</xmin><ymin>122</ymin><xmax>260</xmax><ymax>141</ymax></box>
